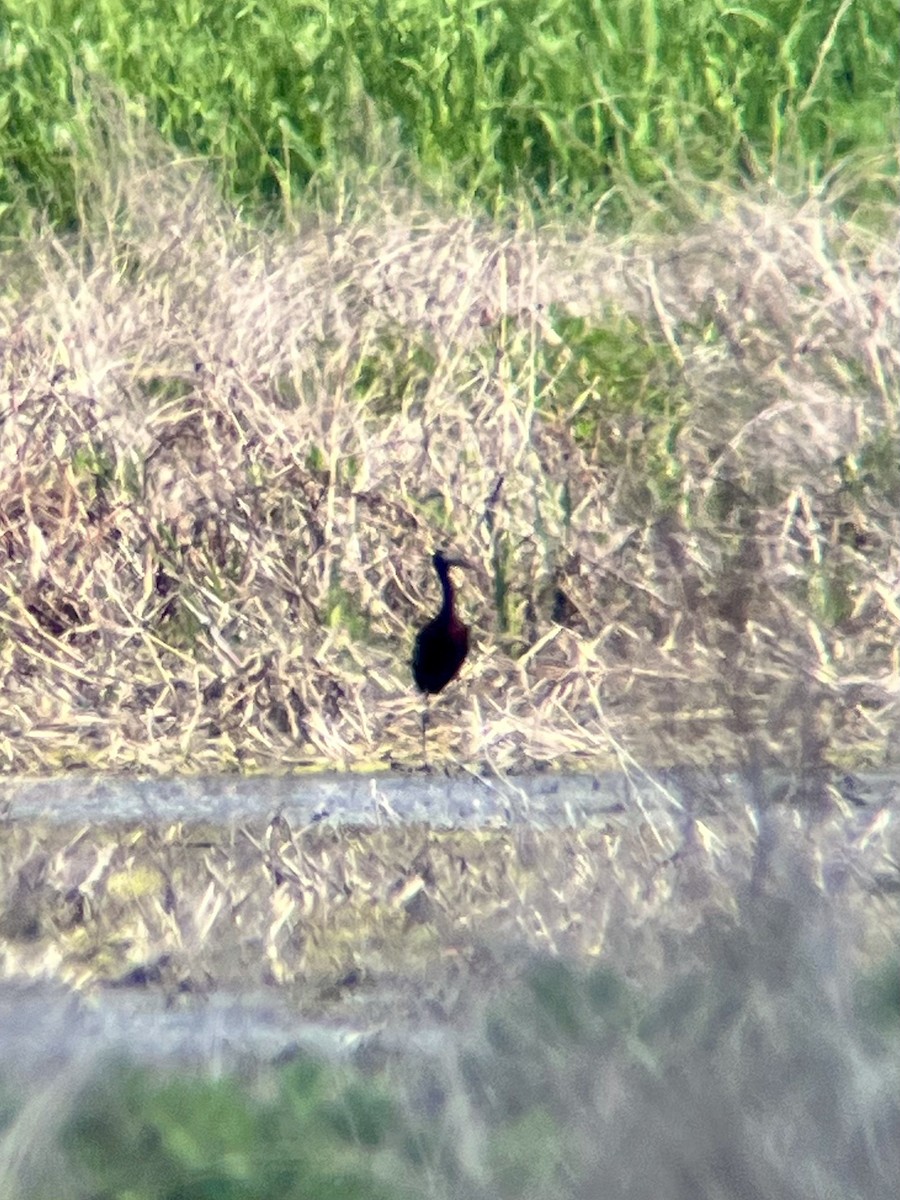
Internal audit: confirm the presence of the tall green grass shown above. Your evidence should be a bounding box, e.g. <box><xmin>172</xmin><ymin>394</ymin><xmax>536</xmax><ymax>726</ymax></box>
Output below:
<box><xmin>1</xmin><ymin>0</ymin><xmax>897</xmax><ymax>233</ymax></box>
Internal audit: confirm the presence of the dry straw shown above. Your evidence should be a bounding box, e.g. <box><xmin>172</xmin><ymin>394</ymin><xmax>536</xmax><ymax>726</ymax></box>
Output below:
<box><xmin>0</xmin><ymin>97</ymin><xmax>898</xmax><ymax>777</ymax></box>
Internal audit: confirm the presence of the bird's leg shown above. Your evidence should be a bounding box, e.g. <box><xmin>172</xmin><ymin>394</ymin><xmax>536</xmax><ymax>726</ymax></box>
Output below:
<box><xmin>421</xmin><ymin>698</ymin><xmax>430</xmax><ymax>770</ymax></box>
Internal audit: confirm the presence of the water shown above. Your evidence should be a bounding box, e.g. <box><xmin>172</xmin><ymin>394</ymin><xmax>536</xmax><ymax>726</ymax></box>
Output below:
<box><xmin>5</xmin><ymin>766</ymin><xmax>894</xmax><ymax>827</ymax></box>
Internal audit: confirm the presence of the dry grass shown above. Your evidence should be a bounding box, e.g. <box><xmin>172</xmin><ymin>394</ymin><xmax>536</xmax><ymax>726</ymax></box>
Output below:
<box><xmin>1</xmin><ymin>101</ymin><xmax>899</xmax><ymax>776</ymax></box>
<box><xmin>1</xmin><ymin>792</ymin><xmax>898</xmax><ymax>1018</ymax></box>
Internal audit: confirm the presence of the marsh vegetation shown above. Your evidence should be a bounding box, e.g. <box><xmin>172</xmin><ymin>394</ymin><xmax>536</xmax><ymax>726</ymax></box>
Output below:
<box><xmin>1</xmin><ymin>1</ymin><xmax>899</xmax><ymax>1195</ymax></box>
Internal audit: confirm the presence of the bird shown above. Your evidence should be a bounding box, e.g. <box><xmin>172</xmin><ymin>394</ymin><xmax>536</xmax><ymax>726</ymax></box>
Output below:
<box><xmin>412</xmin><ymin>549</ymin><xmax>471</xmax><ymax>761</ymax></box>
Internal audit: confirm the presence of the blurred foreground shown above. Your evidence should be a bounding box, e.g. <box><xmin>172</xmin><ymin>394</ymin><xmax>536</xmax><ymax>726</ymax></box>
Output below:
<box><xmin>0</xmin><ymin>772</ymin><xmax>898</xmax><ymax>1198</ymax></box>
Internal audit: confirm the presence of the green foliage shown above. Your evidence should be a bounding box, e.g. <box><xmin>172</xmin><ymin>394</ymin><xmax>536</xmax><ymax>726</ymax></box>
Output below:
<box><xmin>795</xmin><ymin>432</ymin><xmax>900</xmax><ymax>630</ymax></box>
<box><xmin>537</xmin><ymin>306</ymin><xmax>689</xmax><ymax>517</ymax></box>
<box><xmin>71</xmin><ymin>438</ymin><xmax>116</xmax><ymax>497</ymax></box>
<box><xmin>304</xmin><ymin>444</ymin><xmax>326</xmax><ymax>475</ymax></box>
<box><xmin>0</xmin><ymin>0</ymin><xmax>896</xmax><ymax>234</ymax></box>
<box><xmin>487</xmin><ymin>1105</ymin><xmax>564</xmax><ymax>1199</ymax></box>
<box><xmin>353</xmin><ymin>332</ymin><xmax>437</xmax><ymax>417</ymax></box>
<box><xmin>807</xmin><ymin>561</ymin><xmax>854</xmax><ymax>627</ymax></box>
<box><xmin>320</xmin><ymin>1081</ymin><xmax>398</xmax><ymax>1147</ymax></box>
<box><xmin>326</xmin><ymin>580</ymin><xmax>371</xmax><ymax>641</ymax></box>
<box><xmin>58</xmin><ymin>1054</ymin><xmax>407</xmax><ymax>1200</ymax></box>
<box><xmin>838</xmin><ymin>434</ymin><xmax>900</xmax><ymax>507</ymax></box>
<box><xmin>69</xmin><ymin>440</ymin><xmax>143</xmax><ymax>504</ymax></box>
<box><xmin>490</xmin><ymin>531</ymin><xmax>516</xmax><ymax>639</ymax></box>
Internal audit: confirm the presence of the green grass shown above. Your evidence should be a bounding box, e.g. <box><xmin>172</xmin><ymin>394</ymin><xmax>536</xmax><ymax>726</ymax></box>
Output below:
<box><xmin>57</xmin><ymin>1056</ymin><xmax>410</xmax><ymax>1200</ymax></box>
<box><xmin>1</xmin><ymin>0</ymin><xmax>897</xmax><ymax>234</ymax></box>
<box><xmin>537</xmin><ymin>306</ymin><xmax>690</xmax><ymax>513</ymax></box>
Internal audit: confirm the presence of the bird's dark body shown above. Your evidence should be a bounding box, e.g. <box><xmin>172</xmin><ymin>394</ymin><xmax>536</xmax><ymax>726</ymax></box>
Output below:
<box><xmin>412</xmin><ymin>551</ymin><xmax>470</xmax><ymax>695</ymax></box>
<box><xmin>413</xmin><ymin>613</ymin><xmax>469</xmax><ymax>694</ymax></box>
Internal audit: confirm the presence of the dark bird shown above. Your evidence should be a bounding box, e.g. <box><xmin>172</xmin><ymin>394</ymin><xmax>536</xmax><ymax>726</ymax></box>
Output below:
<box><xmin>412</xmin><ymin>549</ymin><xmax>471</xmax><ymax>760</ymax></box>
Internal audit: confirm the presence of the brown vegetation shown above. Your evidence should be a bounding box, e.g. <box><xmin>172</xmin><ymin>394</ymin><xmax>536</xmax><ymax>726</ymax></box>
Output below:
<box><xmin>1</xmin><ymin>796</ymin><xmax>897</xmax><ymax>1019</ymax></box>
<box><xmin>1</xmin><ymin>120</ymin><xmax>898</xmax><ymax>776</ymax></box>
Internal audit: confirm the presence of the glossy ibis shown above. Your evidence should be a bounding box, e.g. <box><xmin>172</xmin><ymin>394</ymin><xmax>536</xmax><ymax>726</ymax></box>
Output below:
<box><xmin>412</xmin><ymin>550</ymin><xmax>470</xmax><ymax>760</ymax></box>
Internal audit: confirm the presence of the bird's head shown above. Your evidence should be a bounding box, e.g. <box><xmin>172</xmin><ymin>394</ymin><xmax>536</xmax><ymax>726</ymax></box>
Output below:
<box><xmin>433</xmin><ymin>548</ymin><xmax>472</xmax><ymax>572</ymax></box>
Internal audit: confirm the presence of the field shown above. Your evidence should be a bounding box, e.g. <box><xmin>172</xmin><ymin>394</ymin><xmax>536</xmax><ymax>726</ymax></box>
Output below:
<box><xmin>1</xmin><ymin>1</ymin><xmax>899</xmax><ymax>1195</ymax></box>
<box><xmin>0</xmin><ymin>1</ymin><xmax>898</xmax><ymax>774</ymax></box>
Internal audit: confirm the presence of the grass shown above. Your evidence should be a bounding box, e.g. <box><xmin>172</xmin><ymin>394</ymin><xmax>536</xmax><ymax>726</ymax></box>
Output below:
<box><xmin>0</xmin><ymin>95</ymin><xmax>898</xmax><ymax>774</ymax></box>
<box><xmin>0</xmin><ymin>3</ymin><xmax>897</xmax><ymax>776</ymax></box>
<box><xmin>1</xmin><ymin>851</ymin><xmax>899</xmax><ymax>1199</ymax></box>
<box><xmin>0</xmin><ymin>0</ymin><xmax>897</xmax><ymax>232</ymax></box>
<box><xmin>1</xmin><ymin>9</ymin><xmax>899</xmax><ymax>1196</ymax></box>
<box><xmin>2</xmin><ymin>1053</ymin><xmax>415</xmax><ymax>1199</ymax></box>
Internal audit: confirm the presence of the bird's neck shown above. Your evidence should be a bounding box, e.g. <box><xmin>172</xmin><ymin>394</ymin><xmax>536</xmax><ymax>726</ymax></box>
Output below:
<box><xmin>436</xmin><ymin>562</ymin><xmax>455</xmax><ymax>617</ymax></box>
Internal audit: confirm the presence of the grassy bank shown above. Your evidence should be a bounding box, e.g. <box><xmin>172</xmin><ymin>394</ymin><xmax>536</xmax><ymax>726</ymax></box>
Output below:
<box><xmin>2</xmin><ymin>11</ymin><xmax>899</xmax><ymax>1197</ymax></box>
